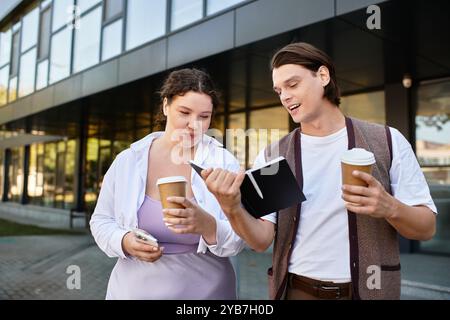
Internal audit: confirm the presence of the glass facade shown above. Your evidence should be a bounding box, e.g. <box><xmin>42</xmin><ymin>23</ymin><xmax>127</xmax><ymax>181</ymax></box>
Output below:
<box><xmin>49</xmin><ymin>27</ymin><xmax>72</xmax><ymax>84</ymax></box>
<box><xmin>8</xmin><ymin>76</ymin><xmax>17</xmax><ymax>102</ymax></box>
<box><xmin>0</xmin><ymin>0</ymin><xmax>447</xmax><ymax>261</ymax></box>
<box><xmin>21</xmin><ymin>7</ymin><xmax>39</xmax><ymax>53</ymax></box>
<box><xmin>38</xmin><ymin>7</ymin><xmax>51</xmax><ymax>60</ymax></box>
<box><xmin>104</xmin><ymin>0</ymin><xmax>124</xmax><ymax>21</ymax></box>
<box><xmin>73</xmin><ymin>6</ymin><xmax>102</xmax><ymax>73</ymax></box>
<box><xmin>10</xmin><ymin>31</ymin><xmax>20</xmax><ymax>76</ymax></box>
<box><xmin>36</xmin><ymin>59</ymin><xmax>49</xmax><ymax>90</ymax></box>
<box><xmin>0</xmin><ymin>65</ymin><xmax>9</xmax><ymax>106</ymax></box>
<box><xmin>0</xmin><ymin>0</ymin><xmax>250</xmax><ymax>108</ymax></box>
<box><xmin>28</xmin><ymin>143</ymin><xmax>44</xmax><ymax>205</ymax></box>
<box><xmin>126</xmin><ymin>0</ymin><xmax>166</xmax><ymax>51</ymax></box>
<box><xmin>340</xmin><ymin>91</ymin><xmax>386</xmax><ymax>125</ymax></box>
<box><xmin>52</xmin><ymin>0</ymin><xmax>73</xmax><ymax>32</ymax></box>
<box><xmin>416</xmin><ymin>79</ymin><xmax>450</xmax><ymax>254</ymax></box>
<box><xmin>18</xmin><ymin>48</ymin><xmax>37</xmax><ymax>97</ymax></box>
<box><xmin>0</xmin><ymin>151</ymin><xmax>3</xmax><ymax>199</ymax></box>
<box><xmin>77</xmin><ymin>0</ymin><xmax>102</xmax><ymax>14</ymax></box>
<box><xmin>0</xmin><ymin>28</ymin><xmax>12</xmax><ymax>66</ymax></box>
<box><xmin>207</xmin><ymin>0</ymin><xmax>245</xmax><ymax>15</ymax></box>
<box><xmin>248</xmin><ymin>107</ymin><xmax>289</xmax><ymax>167</ymax></box>
<box><xmin>8</xmin><ymin>147</ymin><xmax>24</xmax><ymax>203</ymax></box>
<box><xmin>171</xmin><ymin>0</ymin><xmax>203</xmax><ymax>31</ymax></box>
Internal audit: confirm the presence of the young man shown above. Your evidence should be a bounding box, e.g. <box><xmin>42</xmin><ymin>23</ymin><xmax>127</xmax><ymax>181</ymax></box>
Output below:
<box><xmin>201</xmin><ymin>42</ymin><xmax>436</xmax><ymax>300</ymax></box>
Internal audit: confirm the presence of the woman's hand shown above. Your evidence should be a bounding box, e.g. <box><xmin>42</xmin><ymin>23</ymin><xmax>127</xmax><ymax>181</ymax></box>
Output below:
<box><xmin>121</xmin><ymin>232</ymin><xmax>164</xmax><ymax>262</ymax></box>
<box><xmin>201</xmin><ymin>168</ymin><xmax>246</xmax><ymax>217</ymax></box>
<box><xmin>163</xmin><ymin>197</ymin><xmax>217</xmax><ymax>245</ymax></box>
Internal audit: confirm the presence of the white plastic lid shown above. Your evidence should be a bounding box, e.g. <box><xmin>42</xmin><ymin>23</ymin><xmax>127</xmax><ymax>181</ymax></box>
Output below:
<box><xmin>341</xmin><ymin>148</ymin><xmax>375</xmax><ymax>166</ymax></box>
<box><xmin>156</xmin><ymin>176</ymin><xmax>187</xmax><ymax>185</ymax></box>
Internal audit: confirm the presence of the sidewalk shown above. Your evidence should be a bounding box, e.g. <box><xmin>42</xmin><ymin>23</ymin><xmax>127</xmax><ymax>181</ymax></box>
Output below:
<box><xmin>1</xmin><ymin>232</ymin><xmax>449</xmax><ymax>300</ymax></box>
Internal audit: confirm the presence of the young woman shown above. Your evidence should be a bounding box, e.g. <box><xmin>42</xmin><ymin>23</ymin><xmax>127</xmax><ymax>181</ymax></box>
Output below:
<box><xmin>90</xmin><ymin>68</ymin><xmax>245</xmax><ymax>299</ymax></box>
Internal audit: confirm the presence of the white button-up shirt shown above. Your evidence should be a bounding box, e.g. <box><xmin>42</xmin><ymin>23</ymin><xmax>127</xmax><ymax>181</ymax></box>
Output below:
<box><xmin>90</xmin><ymin>131</ymin><xmax>246</xmax><ymax>259</ymax></box>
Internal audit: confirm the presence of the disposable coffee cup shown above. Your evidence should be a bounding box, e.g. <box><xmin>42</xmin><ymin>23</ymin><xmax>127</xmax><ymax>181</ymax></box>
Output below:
<box><xmin>341</xmin><ymin>148</ymin><xmax>375</xmax><ymax>205</ymax></box>
<box><xmin>156</xmin><ymin>176</ymin><xmax>187</xmax><ymax>226</ymax></box>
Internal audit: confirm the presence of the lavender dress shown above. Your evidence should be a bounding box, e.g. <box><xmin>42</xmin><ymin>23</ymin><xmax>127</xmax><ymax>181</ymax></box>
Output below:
<box><xmin>105</xmin><ymin>195</ymin><xmax>237</xmax><ymax>300</ymax></box>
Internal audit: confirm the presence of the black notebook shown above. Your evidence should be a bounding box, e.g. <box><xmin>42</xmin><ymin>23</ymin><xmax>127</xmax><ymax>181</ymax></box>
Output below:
<box><xmin>189</xmin><ymin>157</ymin><xmax>306</xmax><ymax>218</ymax></box>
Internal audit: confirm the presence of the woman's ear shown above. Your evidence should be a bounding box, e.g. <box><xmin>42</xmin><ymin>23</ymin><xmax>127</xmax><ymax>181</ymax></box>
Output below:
<box><xmin>163</xmin><ymin>98</ymin><xmax>168</xmax><ymax>116</ymax></box>
<box><xmin>318</xmin><ymin>66</ymin><xmax>331</xmax><ymax>87</ymax></box>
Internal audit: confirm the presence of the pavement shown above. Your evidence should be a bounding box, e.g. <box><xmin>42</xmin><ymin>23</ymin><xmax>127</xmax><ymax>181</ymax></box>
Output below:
<box><xmin>1</xmin><ymin>232</ymin><xmax>449</xmax><ymax>300</ymax></box>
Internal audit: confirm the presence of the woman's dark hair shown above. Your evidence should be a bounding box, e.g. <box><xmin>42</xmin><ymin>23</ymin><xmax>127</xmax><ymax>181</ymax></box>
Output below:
<box><xmin>155</xmin><ymin>68</ymin><xmax>221</xmax><ymax>129</ymax></box>
<box><xmin>271</xmin><ymin>42</ymin><xmax>341</xmax><ymax>106</ymax></box>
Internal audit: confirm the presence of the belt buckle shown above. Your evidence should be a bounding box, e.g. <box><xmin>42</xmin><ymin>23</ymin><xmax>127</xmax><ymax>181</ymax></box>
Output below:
<box><xmin>319</xmin><ymin>285</ymin><xmax>341</xmax><ymax>299</ymax></box>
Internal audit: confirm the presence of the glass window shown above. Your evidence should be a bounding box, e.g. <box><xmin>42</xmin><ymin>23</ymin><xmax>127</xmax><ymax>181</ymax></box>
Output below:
<box><xmin>41</xmin><ymin>0</ymin><xmax>52</xmax><ymax>9</ymax></box>
<box><xmin>18</xmin><ymin>48</ymin><xmax>37</xmax><ymax>97</ymax></box>
<box><xmin>340</xmin><ymin>91</ymin><xmax>385</xmax><ymax>125</ymax></box>
<box><xmin>38</xmin><ymin>7</ymin><xmax>52</xmax><ymax>59</ymax></box>
<box><xmin>251</xmin><ymin>55</ymin><xmax>279</xmax><ymax>108</ymax></box>
<box><xmin>8</xmin><ymin>76</ymin><xmax>17</xmax><ymax>102</ymax></box>
<box><xmin>21</xmin><ymin>7</ymin><xmax>39</xmax><ymax>52</ymax></box>
<box><xmin>29</xmin><ymin>143</ymin><xmax>44</xmax><ymax>205</ymax></box>
<box><xmin>52</xmin><ymin>0</ymin><xmax>74</xmax><ymax>32</ymax></box>
<box><xmin>12</xmin><ymin>21</ymin><xmax>21</xmax><ymax>33</ymax></box>
<box><xmin>85</xmin><ymin>137</ymin><xmax>99</xmax><ymax>210</ymax></box>
<box><xmin>73</xmin><ymin>7</ymin><xmax>101</xmax><ymax>73</ymax></box>
<box><xmin>77</xmin><ymin>0</ymin><xmax>101</xmax><ymax>14</ymax></box>
<box><xmin>171</xmin><ymin>0</ymin><xmax>203</xmax><ymax>31</ymax></box>
<box><xmin>49</xmin><ymin>27</ymin><xmax>72</xmax><ymax>84</ymax></box>
<box><xmin>0</xmin><ymin>65</ymin><xmax>9</xmax><ymax>106</ymax></box>
<box><xmin>36</xmin><ymin>59</ymin><xmax>49</xmax><ymax>90</ymax></box>
<box><xmin>416</xmin><ymin>79</ymin><xmax>450</xmax><ymax>254</ymax></box>
<box><xmin>104</xmin><ymin>0</ymin><xmax>124</xmax><ymax>21</ymax></box>
<box><xmin>0</xmin><ymin>28</ymin><xmax>12</xmax><ymax>66</ymax></box>
<box><xmin>248</xmin><ymin>107</ymin><xmax>289</xmax><ymax>167</ymax></box>
<box><xmin>126</xmin><ymin>0</ymin><xmax>166</xmax><ymax>51</ymax></box>
<box><xmin>207</xmin><ymin>0</ymin><xmax>245</xmax><ymax>15</ymax></box>
<box><xmin>229</xmin><ymin>58</ymin><xmax>246</xmax><ymax>111</ymax></box>
<box><xmin>9</xmin><ymin>147</ymin><xmax>24</xmax><ymax>202</ymax></box>
<box><xmin>10</xmin><ymin>31</ymin><xmax>20</xmax><ymax>76</ymax></box>
<box><xmin>0</xmin><ymin>151</ymin><xmax>3</xmax><ymax>199</ymax></box>
<box><xmin>64</xmin><ymin>139</ymin><xmax>76</xmax><ymax>209</ymax></box>
<box><xmin>43</xmin><ymin>142</ymin><xmax>56</xmax><ymax>207</ymax></box>
<box><xmin>102</xmin><ymin>19</ymin><xmax>122</xmax><ymax>61</ymax></box>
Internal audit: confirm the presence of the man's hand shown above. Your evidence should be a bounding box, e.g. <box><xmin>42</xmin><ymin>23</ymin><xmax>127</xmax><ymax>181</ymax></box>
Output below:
<box><xmin>201</xmin><ymin>168</ymin><xmax>246</xmax><ymax>216</ymax></box>
<box><xmin>342</xmin><ymin>170</ymin><xmax>397</xmax><ymax>219</ymax></box>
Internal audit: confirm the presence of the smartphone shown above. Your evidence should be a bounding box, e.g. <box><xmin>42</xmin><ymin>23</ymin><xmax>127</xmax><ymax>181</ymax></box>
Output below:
<box><xmin>189</xmin><ymin>160</ymin><xmax>206</xmax><ymax>177</ymax></box>
<box><xmin>133</xmin><ymin>228</ymin><xmax>159</xmax><ymax>247</ymax></box>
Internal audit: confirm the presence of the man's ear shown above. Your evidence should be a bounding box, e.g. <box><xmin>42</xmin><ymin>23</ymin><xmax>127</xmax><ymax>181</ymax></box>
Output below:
<box><xmin>163</xmin><ymin>98</ymin><xmax>168</xmax><ymax>116</ymax></box>
<box><xmin>318</xmin><ymin>66</ymin><xmax>331</xmax><ymax>87</ymax></box>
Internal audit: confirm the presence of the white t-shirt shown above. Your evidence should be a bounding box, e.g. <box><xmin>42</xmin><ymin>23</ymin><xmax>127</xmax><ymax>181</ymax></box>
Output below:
<box><xmin>254</xmin><ymin>127</ymin><xmax>437</xmax><ymax>282</ymax></box>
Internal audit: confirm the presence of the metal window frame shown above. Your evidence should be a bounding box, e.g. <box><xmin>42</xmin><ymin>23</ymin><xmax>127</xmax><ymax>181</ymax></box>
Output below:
<box><xmin>0</xmin><ymin>27</ymin><xmax>13</xmax><ymax>69</ymax></box>
<box><xmin>71</xmin><ymin>2</ymin><xmax>103</xmax><ymax>74</ymax></box>
<box><xmin>37</xmin><ymin>5</ymin><xmax>52</xmax><ymax>62</ymax></box>
<box><xmin>101</xmin><ymin>0</ymin><xmax>125</xmax><ymax>62</ymax></box>
<box><xmin>169</xmin><ymin>0</ymin><xmax>205</xmax><ymax>32</ymax></box>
